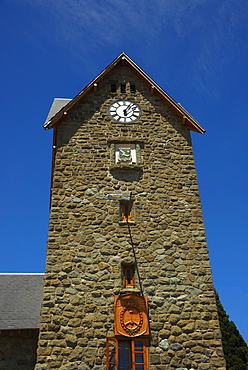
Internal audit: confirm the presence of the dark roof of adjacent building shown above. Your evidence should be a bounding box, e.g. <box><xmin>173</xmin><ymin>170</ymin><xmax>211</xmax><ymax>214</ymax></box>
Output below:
<box><xmin>44</xmin><ymin>52</ymin><xmax>205</xmax><ymax>134</ymax></box>
<box><xmin>0</xmin><ymin>273</ymin><xmax>44</xmax><ymax>330</ymax></box>
<box><xmin>45</xmin><ymin>98</ymin><xmax>72</xmax><ymax>126</ymax></box>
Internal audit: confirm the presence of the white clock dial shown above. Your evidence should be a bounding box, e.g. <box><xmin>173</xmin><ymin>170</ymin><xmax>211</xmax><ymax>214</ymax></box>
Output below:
<box><xmin>108</xmin><ymin>100</ymin><xmax>142</xmax><ymax>123</ymax></box>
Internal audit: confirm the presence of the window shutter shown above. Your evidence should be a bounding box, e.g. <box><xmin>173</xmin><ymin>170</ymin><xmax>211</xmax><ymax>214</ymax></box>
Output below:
<box><xmin>133</xmin><ymin>339</ymin><xmax>147</xmax><ymax>370</ymax></box>
<box><xmin>106</xmin><ymin>337</ymin><xmax>118</xmax><ymax>370</ymax></box>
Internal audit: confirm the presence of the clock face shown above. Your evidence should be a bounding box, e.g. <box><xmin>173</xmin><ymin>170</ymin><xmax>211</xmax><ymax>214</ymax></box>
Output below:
<box><xmin>108</xmin><ymin>100</ymin><xmax>142</xmax><ymax>123</ymax></box>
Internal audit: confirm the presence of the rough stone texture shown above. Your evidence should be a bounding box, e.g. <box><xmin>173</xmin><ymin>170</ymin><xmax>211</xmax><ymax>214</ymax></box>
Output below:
<box><xmin>0</xmin><ymin>329</ymin><xmax>38</xmax><ymax>370</ymax></box>
<box><xmin>35</xmin><ymin>64</ymin><xmax>226</xmax><ymax>369</ymax></box>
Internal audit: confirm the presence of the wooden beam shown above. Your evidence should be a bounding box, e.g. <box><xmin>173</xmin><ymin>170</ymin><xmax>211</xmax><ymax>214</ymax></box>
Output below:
<box><xmin>50</xmin><ymin>127</ymin><xmax>57</xmax><ymax>209</ymax></box>
<box><xmin>150</xmin><ymin>85</ymin><xmax>155</xmax><ymax>95</ymax></box>
<box><xmin>63</xmin><ymin>112</ymin><xmax>67</xmax><ymax>121</ymax></box>
<box><xmin>182</xmin><ymin>116</ymin><xmax>187</xmax><ymax>126</ymax></box>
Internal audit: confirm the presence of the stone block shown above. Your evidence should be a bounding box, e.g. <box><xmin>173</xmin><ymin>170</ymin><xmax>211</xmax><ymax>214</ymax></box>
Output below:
<box><xmin>171</xmin><ymin>326</ymin><xmax>182</xmax><ymax>336</ymax></box>
<box><xmin>150</xmin><ymin>354</ymin><xmax>161</xmax><ymax>364</ymax></box>
<box><xmin>159</xmin><ymin>339</ymin><xmax>169</xmax><ymax>351</ymax></box>
<box><xmin>183</xmin><ymin>322</ymin><xmax>195</xmax><ymax>333</ymax></box>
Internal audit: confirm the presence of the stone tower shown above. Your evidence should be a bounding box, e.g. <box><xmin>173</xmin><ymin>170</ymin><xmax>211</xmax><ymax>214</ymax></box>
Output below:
<box><xmin>35</xmin><ymin>53</ymin><xmax>226</xmax><ymax>370</ymax></box>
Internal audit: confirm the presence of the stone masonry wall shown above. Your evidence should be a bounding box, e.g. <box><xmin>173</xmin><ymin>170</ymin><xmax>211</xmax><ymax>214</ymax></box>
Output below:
<box><xmin>35</xmin><ymin>65</ymin><xmax>226</xmax><ymax>369</ymax></box>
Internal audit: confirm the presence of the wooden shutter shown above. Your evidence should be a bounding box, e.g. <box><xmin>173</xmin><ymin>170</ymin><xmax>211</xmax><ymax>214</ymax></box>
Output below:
<box><xmin>132</xmin><ymin>339</ymin><xmax>148</xmax><ymax>370</ymax></box>
<box><xmin>106</xmin><ymin>337</ymin><xmax>118</xmax><ymax>370</ymax></box>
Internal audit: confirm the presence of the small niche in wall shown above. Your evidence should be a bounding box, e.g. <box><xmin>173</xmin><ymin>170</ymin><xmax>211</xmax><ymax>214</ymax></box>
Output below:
<box><xmin>108</xmin><ymin>141</ymin><xmax>143</xmax><ymax>182</ymax></box>
<box><xmin>115</xmin><ymin>143</ymin><xmax>136</xmax><ymax>164</ymax></box>
<box><xmin>109</xmin><ymin>142</ymin><xmax>143</xmax><ymax>167</ymax></box>
<box><xmin>122</xmin><ymin>264</ymin><xmax>135</xmax><ymax>288</ymax></box>
<box><xmin>130</xmin><ymin>84</ymin><xmax>136</xmax><ymax>94</ymax></box>
<box><xmin>121</xmin><ymin>201</ymin><xmax>132</xmax><ymax>222</ymax></box>
<box><xmin>111</xmin><ymin>84</ymin><xmax>117</xmax><ymax>93</ymax></box>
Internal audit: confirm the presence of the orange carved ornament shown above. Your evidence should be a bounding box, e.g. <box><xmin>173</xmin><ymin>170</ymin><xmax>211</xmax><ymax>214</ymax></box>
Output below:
<box><xmin>114</xmin><ymin>294</ymin><xmax>149</xmax><ymax>337</ymax></box>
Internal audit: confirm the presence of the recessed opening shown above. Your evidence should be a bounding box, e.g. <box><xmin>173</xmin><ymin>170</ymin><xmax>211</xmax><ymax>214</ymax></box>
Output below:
<box><xmin>123</xmin><ymin>265</ymin><xmax>135</xmax><ymax>288</ymax></box>
<box><xmin>121</xmin><ymin>201</ymin><xmax>132</xmax><ymax>221</ymax></box>
<box><xmin>111</xmin><ymin>84</ymin><xmax>117</xmax><ymax>93</ymax></box>
<box><xmin>115</xmin><ymin>143</ymin><xmax>136</xmax><ymax>164</ymax></box>
<box><xmin>130</xmin><ymin>84</ymin><xmax>136</xmax><ymax>93</ymax></box>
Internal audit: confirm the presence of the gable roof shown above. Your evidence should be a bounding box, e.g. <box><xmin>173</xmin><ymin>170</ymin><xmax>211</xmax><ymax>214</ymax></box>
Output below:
<box><xmin>44</xmin><ymin>52</ymin><xmax>205</xmax><ymax>134</ymax></box>
<box><xmin>0</xmin><ymin>273</ymin><xmax>44</xmax><ymax>330</ymax></box>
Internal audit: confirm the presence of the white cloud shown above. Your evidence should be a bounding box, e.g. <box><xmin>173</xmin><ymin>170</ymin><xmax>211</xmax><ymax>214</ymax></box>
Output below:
<box><xmin>24</xmin><ymin>0</ymin><xmax>247</xmax><ymax>94</ymax></box>
<box><xmin>26</xmin><ymin>0</ymin><xmax>211</xmax><ymax>48</ymax></box>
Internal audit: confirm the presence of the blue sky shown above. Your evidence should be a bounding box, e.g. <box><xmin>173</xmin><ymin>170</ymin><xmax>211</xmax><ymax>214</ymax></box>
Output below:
<box><xmin>1</xmin><ymin>0</ymin><xmax>247</xmax><ymax>343</ymax></box>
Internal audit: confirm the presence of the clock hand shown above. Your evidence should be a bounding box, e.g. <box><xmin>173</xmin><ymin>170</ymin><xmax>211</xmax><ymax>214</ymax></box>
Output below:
<box><xmin>123</xmin><ymin>103</ymin><xmax>136</xmax><ymax>116</ymax></box>
<box><xmin>124</xmin><ymin>103</ymin><xmax>135</xmax><ymax>116</ymax></box>
<box><xmin>126</xmin><ymin>103</ymin><xmax>134</xmax><ymax>112</ymax></box>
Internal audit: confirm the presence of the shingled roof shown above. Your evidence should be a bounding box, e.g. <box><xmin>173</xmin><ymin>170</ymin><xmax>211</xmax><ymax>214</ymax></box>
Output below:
<box><xmin>44</xmin><ymin>52</ymin><xmax>205</xmax><ymax>134</ymax></box>
<box><xmin>45</xmin><ymin>98</ymin><xmax>72</xmax><ymax>125</ymax></box>
<box><xmin>0</xmin><ymin>273</ymin><xmax>44</xmax><ymax>330</ymax></box>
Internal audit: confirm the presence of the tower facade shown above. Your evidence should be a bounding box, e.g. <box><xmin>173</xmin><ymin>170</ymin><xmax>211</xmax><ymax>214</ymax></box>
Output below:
<box><xmin>35</xmin><ymin>53</ymin><xmax>226</xmax><ymax>370</ymax></box>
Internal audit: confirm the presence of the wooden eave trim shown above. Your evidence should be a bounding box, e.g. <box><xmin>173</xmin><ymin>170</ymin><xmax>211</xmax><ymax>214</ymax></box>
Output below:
<box><xmin>45</xmin><ymin>52</ymin><xmax>205</xmax><ymax>134</ymax></box>
<box><xmin>49</xmin><ymin>127</ymin><xmax>57</xmax><ymax>209</ymax></box>
<box><xmin>124</xmin><ymin>57</ymin><xmax>205</xmax><ymax>134</ymax></box>
<box><xmin>44</xmin><ymin>56</ymin><xmax>124</xmax><ymax>130</ymax></box>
